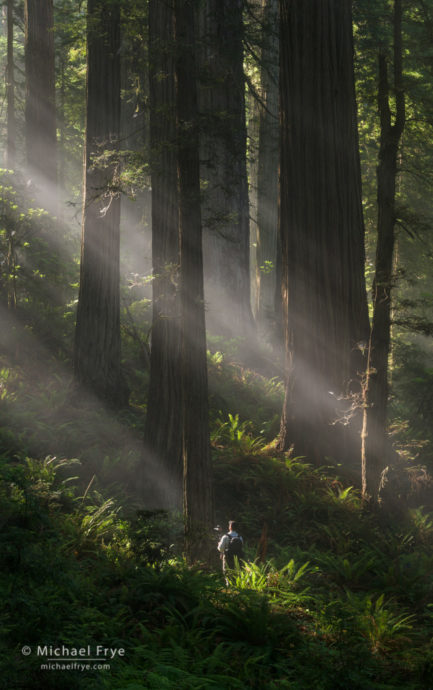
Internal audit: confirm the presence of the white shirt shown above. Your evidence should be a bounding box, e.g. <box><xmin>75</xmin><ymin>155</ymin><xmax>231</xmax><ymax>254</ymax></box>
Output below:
<box><xmin>217</xmin><ymin>530</ymin><xmax>243</xmax><ymax>553</ymax></box>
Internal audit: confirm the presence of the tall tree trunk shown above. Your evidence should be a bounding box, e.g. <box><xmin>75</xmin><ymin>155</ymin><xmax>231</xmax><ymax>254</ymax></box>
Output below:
<box><xmin>145</xmin><ymin>0</ymin><xmax>183</xmax><ymax>510</ymax></box>
<box><xmin>278</xmin><ymin>0</ymin><xmax>370</xmax><ymax>466</ymax></box>
<box><xmin>3</xmin><ymin>0</ymin><xmax>16</xmax><ymax>310</ymax></box>
<box><xmin>24</xmin><ymin>0</ymin><xmax>56</xmax><ymax>193</ymax></box>
<box><xmin>119</xmin><ymin>3</ymin><xmax>152</xmax><ymax>282</ymax></box>
<box><xmin>199</xmin><ymin>0</ymin><xmax>252</xmax><ymax>338</ymax></box>
<box><xmin>248</xmin><ymin>74</ymin><xmax>260</xmax><ymax>323</ymax></box>
<box><xmin>58</xmin><ymin>55</ymin><xmax>66</xmax><ymax>193</ymax></box>
<box><xmin>361</xmin><ymin>0</ymin><xmax>405</xmax><ymax>501</ymax></box>
<box><xmin>255</xmin><ymin>0</ymin><xmax>279</xmax><ymax>336</ymax></box>
<box><xmin>176</xmin><ymin>0</ymin><xmax>213</xmax><ymax>562</ymax></box>
<box><xmin>5</xmin><ymin>0</ymin><xmax>15</xmax><ymax>169</ymax></box>
<box><xmin>74</xmin><ymin>0</ymin><xmax>125</xmax><ymax>406</ymax></box>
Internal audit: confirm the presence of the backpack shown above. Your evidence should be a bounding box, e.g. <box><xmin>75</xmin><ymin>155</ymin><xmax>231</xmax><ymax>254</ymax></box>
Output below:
<box><xmin>225</xmin><ymin>534</ymin><xmax>244</xmax><ymax>566</ymax></box>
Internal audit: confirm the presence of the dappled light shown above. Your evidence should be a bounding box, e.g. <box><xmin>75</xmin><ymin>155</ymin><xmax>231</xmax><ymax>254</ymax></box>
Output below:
<box><xmin>0</xmin><ymin>304</ymin><xmax>176</xmax><ymax>510</ymax></box>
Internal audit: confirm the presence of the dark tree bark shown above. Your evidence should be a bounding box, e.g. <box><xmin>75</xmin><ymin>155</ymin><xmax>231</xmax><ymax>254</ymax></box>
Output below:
<box><xmin>5</xmin><ymin>0</ymin><xmax>15</xmax><ymax>169</ymax></box>
<box><xmin>361</xmin><ymin>0</ymin><xmax>405</xmax><ymax>501</ymax></box>
<box><xmin>58</xmin><ymin>55</ymin><xmax>66</xmax><ymax>193</ymax></box>
<box><xmin>247</xmin><ymin>52</ymin><xmax>260</xmax><ymax>325</ymax></box>
<box><xmin>175</xmin><ymin>0</ymin><xmax>213</xmax><ymax>561</ymax></box>
<box><xmin>255</xmin><ymin>0</ymin><xmax>279</xmax><ymax>335</ymax></box>
<box><xmin>119</xmin><ymin>2</ymin><xmax>152</xmax><ymax>281</ymax></box>
<box><xmin>74</xmin><ymin>0</ymin><xmax>125</xmax><ymax>406</ymax></box>
<box><xmin>199</xmin><ymin>0</ymin><xmax>252</xmax><ymax>337</ymax></box>
<box><xmin>24</xmin><ymin>0</ymin><xmax>56</xmax><ymax>190</ymax></box>
<box><xmin>278</xmin><ymin>0</ymin><xmax>370</xmax><ymax>465</ymax></box>
<box><xmin>2</xmin><ymin>4</ymin><xmax>16</xmax><ymax>309</ymax></box>
<box><xmin>145</xmin><ymin>0</ymin><xmax>183</xmax><ymax>510</ymax></box>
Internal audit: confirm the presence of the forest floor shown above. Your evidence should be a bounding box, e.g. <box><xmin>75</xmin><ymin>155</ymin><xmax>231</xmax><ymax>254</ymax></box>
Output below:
<box><xmin>1</xmin><ymin>349</ymin><xmax>433</xmax><ymax>689</ymax></box>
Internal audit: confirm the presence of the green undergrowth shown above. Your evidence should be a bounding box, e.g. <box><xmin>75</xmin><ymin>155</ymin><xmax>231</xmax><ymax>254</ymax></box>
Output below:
<box><xmin>1</xmin><ymin>349</ymin><xmax>433</xmax><ymax>687</ymax></box>
<box><xmin>2</xmin><ymin>451</ymin><xmax>433</xmax><ymax>688</ymax></box>
<box><xmin>207</xmin><ymin>348</ymin><xmax>283</xmax><ymax>442</ymax></box>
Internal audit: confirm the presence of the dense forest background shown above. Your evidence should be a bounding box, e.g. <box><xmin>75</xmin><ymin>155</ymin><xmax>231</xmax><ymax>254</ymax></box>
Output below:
<box><xmin>2</xmin><ymin>0</ymin><xmax>433</xmax><ymax>687</ymax></box>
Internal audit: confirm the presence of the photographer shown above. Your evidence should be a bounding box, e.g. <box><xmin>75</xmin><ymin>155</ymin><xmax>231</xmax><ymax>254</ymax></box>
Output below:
<box><xmin>216</xmin><ymin>520</ymin><xmax>244</xmax><ymax>581</ymax></box>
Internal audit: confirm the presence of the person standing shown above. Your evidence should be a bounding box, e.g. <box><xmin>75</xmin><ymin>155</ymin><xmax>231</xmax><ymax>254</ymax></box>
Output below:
<box><xmin>217</xmin><ymin>520</ymin><xmax>244</xmax><ymax>577</ymax></box>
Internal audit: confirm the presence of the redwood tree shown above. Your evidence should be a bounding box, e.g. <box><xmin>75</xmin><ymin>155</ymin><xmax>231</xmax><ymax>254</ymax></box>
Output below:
<box><xmin>176</xmin><ymin>0</ymin><xmax>213</xmax><ymax>560</ymax></box>
<box><xmin>199</xmin><ymin>0</ymin><xmax>252</xmax><ymax>337</ymax></box>
<box><xmin>24</xmin><ymin>0</ymin><xmax>56</xmax><ymax>190</ymax></box>
<box><xmin>255</xmin><ymin>0</ymin><xmax>279</xmax><ymax>334</ymax></box>
<box><xmin>278</xmin><ymin>0</ymin><xmax>370</xmax><ymax>465</ymax></box>
<box><xmin>5</xmin><ymin>0</ymin><xmax>15</xmax><ymax>169</ymax></box>
<box><xmin>145</xmin><ymin>0</ymin><xmax>183</xmax><ymax>509</ymax></box>
<box><xmin>73</xmin><ymin>0</ymin><xmax>124</xmax><ymax>405</ymax></box>
<box><xmin>361</xmin><ymin>0</ymin><xmax>405</xmax><ymax>500</ymax></box>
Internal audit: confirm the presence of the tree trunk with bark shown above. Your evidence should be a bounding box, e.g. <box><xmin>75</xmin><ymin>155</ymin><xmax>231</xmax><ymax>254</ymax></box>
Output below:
<box><xmin>256</xmin><ymin>0</ymin><xmax>279</xmax><ymax>336</ymax></box>
<box><xmin>176</xmin><ymin>0</ymin><xmax>214</xmax><ymax>562</ymax></box>
<box><xmin>74</xmin><ymin>0</ymin><xmax>125</xmax><ymax>406</ymax></box>
<box><xmin>248</xmin><ymin>71</ymin><xmax>260</xmax><ymax>324</ymax></box>
<box><xmin>145</xmin><ymin>0</ymin><xmax>183</xmax><ymax>510</ymax></box>
<box><xmin>199</xmin><ymin>0</ymin><xmax>252</xmax><ymax>338</ymax></box>
<box><xmin>361</xmin><ymin>0</ymin><xmax>405</xmax><ymax>501</ymax></box>
<box><xmin>5</xmin><ymin>0</ymin><xmax>15</xmax><ymax>169</ymax></box>
<box><xmin>24</xmin><ymin>0</ymin><xmax>56</xmax><ymax>192</ymax></box>
<box><xmin>58</xmin><ymin>55</ymin><xmax>66</xmax><ymax>193</ymax></box>
<box><xmin>278</xmin><ymin>0</ymin><xmax>370</xmax><ymax>466</ymax></box>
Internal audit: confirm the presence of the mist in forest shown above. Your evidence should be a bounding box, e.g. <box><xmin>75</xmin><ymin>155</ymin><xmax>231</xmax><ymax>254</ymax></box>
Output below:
<box><xmin>1</xmin><ymin>305</ymin><xmax>174</xmax><ymax>499</ymax></box>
